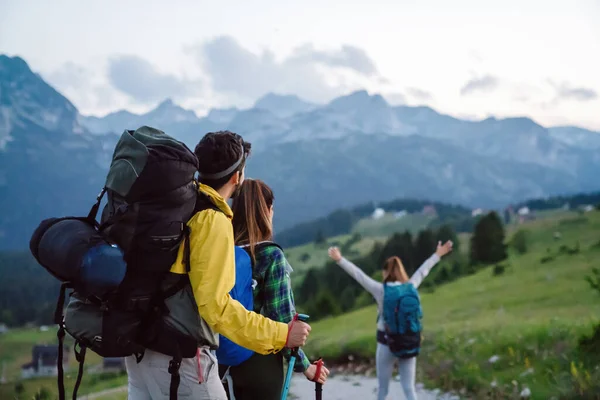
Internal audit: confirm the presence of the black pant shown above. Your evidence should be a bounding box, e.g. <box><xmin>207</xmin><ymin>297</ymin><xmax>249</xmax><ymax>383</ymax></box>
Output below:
<box><xmin>218</xmin><ymin>352</ymin><xmax>284</xmax><ymax>400</ymax></box>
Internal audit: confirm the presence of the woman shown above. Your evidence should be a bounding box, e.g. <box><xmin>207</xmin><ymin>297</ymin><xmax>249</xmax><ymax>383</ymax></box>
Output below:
<box><xmin>328</xmin><ymin>240</ymin><xmax>453</xmax><ymax>400</ymax></box>
<box><xmin>223</xmin><ymin>178</ymin><xmax>329</xmax><ymax>399</ymax></box>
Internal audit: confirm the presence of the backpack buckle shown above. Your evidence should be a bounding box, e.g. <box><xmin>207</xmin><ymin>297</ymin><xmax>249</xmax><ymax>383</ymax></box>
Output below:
<box><xmin>168</xmin><ymin>360</ymin><xmax>181</xmax><ymax>374</ymax></box>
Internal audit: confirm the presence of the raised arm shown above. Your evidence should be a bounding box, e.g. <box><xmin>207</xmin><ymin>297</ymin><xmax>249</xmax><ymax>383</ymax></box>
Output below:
<box><xmin>328</xmin><ymin>247</ymin><xmax>383</xmax><ymax>302</ymax></box>
<box><xmin>409</xmin><ymin>240</ymin><xmax>453</xmax><ymax>288</ymax></box>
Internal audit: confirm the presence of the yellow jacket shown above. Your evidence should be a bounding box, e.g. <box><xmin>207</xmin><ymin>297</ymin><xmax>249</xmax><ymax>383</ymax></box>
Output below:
<box><xmin>170</xmin><ymin>184</ymin><xmax>288</xmax><ymax>354</ymax></box>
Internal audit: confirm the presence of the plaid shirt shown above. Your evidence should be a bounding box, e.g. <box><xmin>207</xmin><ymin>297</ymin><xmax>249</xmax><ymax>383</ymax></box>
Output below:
<box><xmin>252</xmin><ymin>243</ymin><xmax>311</xmax><ymax>372</ymax></box>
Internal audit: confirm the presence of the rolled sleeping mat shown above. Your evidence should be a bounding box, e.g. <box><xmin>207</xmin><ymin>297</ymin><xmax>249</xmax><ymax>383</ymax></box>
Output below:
<box><xmin>30</xmin><ymin>217</ymin><xmax>127</xmax><ymax>298</ymax></box>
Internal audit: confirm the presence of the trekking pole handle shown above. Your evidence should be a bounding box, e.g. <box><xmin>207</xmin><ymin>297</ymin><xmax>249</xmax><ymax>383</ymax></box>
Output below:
<box><xmin>291</xmin><ymin>313</ymin><xmax>310</xmax><ymax>356</ymax></box>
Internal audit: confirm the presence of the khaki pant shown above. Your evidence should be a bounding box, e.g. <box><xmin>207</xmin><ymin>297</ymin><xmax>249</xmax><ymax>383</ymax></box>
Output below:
<box><xmin>125</xmin><ymin>347</ymin><xmax>227</xmax><ymax>400</ymax></box>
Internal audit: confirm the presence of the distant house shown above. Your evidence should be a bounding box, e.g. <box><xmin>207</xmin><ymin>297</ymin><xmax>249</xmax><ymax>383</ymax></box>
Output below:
<box><xmin>21</xmin><ymin>345</ymin><xmax>69</xmax><ymax>379</ymax></box>
<box><xmin>422</xmin><ymin>205</ymin><xmax>437</xmax><ymax>216</ymax></box>
<box><xmin>394</xmin><ymin>210</ymin><xmax>408</xmax><ymax>219</ymax></box>
<box><xmin>517</xmin><ymin>207</ymin><xmax>530</xmax><ymax>216</ymax></box>
<box><xmin>0</xmin><ymin>323</ymin><xmax>8</xmax><ymax>334</ymax></box>
<box><xmin>471</xmin><ymin>208</ymin><xmax>484</xmax><ymax>217</ymax></box>
<box><xmin>517</xmin><ymin>207</ymin><xmax>535</xmax><ymax>223</ymax></box>
<box><xmin>103</xmin><ymin>357</ymin><xmax>125</xmax><ymax>372</ymax></box>
<box><xmin>371</xmin><ymin>208</ymin><xmax>385</xmax><ymax>220</ymax></box>
<box><xmin>582</xmin><ymin>204</ymin><xmax>594</xmax><ymax>213</ymax></box>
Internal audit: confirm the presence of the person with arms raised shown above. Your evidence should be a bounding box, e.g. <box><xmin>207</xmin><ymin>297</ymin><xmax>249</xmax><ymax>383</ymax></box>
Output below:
<box><xmin>328</xmin><ymin>240</ymin><xmax>453</xmax><ymax>400</ymax></box>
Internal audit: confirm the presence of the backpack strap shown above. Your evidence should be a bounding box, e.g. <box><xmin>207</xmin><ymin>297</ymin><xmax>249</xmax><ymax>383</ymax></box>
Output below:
<box><xmin>56</xmin><ymin>321</ymin><xmax>66</xmax><ymax>400</ymax></box>
<box><xmin>55</xmin><ymin>282</ymin><xmax>71</xmax><ymax>400</ymax></box>
<box><xmin>194</xmin><ymin>191</ymin><xmax>222</xmax><ymax>214</ymax></box>
<box><xmin>255</xmin><ymin>241</ymin><xmax>283</xmax><ymax>253</ymax></box>
<box><xmin>72</xmin><ymin>342</ymin><xmax>87</xmax><ymax>400</ymax></box>
<box><xmin>239</xmin><ymin>241</ymin><xmax>283</xmax><ymax>256</ymax></box>
<box><xmin>168</xmin><ymin>347</ymin><xmax>183</xmax><ymax>400</ymax></box>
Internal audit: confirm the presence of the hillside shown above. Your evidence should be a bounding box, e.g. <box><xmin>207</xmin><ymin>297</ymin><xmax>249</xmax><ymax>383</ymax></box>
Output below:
<box><xmin>301</xmin><ymin>210</ymin><xmax>600</xmax><ymax>399</ymax></box>
<box><xmin>0</xmin><ymin>328</ymin><xmax>126</xmax><ymax>399</ymax></box>
<box><xmin>3</xmin><ymin>54</ymin><xmax>600</xmax><ymax>250</ymax></box>
<box><xmin>276</xmin><ymin>197</ymin><xmax>473</xmax><ymax>248</ymax></box>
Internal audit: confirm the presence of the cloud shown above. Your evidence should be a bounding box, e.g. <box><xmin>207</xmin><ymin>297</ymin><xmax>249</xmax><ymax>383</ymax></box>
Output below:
<box><xmin>549</xmin><ymin>80</ymin><xmax>597</xmax><ymax>102</ymax></box>
<box><xmin>107</xmin><ymin>55</ymin><xmax>201</xmax><ymax>103</ymax></box>
<box><xmin>289</xmin><ymin>44</ymin><xmax>378</xmax><ymax>76</ymax></box>
<box><xmin>460</xmin><ymin>75</ymin><xmax>499</xmax><ymax>96</ymax></box>
<box><xmin>384</xmin><ymin>92</ymin><xmax>407</xmax><ymax>105</ymax></box>
<box><xmin>44</xmin><ymin>62</ymin><xmax>121</xmax><ymax>112</ymax></box>
<box><xmin>407</xmin><ymin>87</ymin><xmax>433</xmax><ymax>101</ymax></box>
<box><xmin>186</xmin><ymin>36</ymin><xmax>380</xmax><ymax>104</ymax></box>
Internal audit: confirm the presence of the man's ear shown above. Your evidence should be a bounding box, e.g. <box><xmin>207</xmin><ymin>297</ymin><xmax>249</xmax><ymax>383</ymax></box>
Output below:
<box><xmin>229</xmin><ymin>171</ymin><xmax>241</xmax><ymax>186</ymax></box>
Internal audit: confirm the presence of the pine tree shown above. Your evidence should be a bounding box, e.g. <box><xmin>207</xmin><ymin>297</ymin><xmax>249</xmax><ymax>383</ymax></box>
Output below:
<box><xmin>311</xmin><ymin>290</ymin><xmax>341</xmax><ymax>319</ymax></box>
<box><xmin>436</xmin><ymin>224</ymin><xmax>459</xmax><ymax>252</ymax></box>
<box><xmin>414</xmin><ymin>229</ymin><xmax>437</xmax><ymax>267</ymax></box>
<box><xmin>470</xmin><ymin>212</ymin><xmax>507</xmax><ymax>265</ymax></box>
<box><xmin>314</xmin><ymin>230</ymin><xmax>326</xmax><ymax>246</ymax></box>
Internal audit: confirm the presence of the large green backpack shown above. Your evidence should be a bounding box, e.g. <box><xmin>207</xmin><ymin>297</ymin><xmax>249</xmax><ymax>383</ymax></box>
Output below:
<box><xmin>30</xmin><ymin>126</ymin><xmax>207</xmax><ymax>400</ymax></box>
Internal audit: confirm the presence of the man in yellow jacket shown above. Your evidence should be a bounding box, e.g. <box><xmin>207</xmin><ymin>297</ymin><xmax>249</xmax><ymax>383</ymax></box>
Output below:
<box><xmin>125</xmin><ymin>131</ymin><xmax>311</xmax><ymax>399</ymax></box>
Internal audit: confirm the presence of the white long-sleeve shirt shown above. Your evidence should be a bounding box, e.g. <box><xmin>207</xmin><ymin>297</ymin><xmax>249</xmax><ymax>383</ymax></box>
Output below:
<box><xmin>336</xmin><ymin>253</ymin><xmax>440</xmax><ymax>331</ymax></box>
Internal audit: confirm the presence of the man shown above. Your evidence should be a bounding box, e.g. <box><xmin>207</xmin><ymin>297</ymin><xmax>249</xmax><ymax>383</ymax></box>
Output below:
<box><xmin>126</xmin><ymin>131</ymin><xmax>311</xmax><ymax>399</ymax></box>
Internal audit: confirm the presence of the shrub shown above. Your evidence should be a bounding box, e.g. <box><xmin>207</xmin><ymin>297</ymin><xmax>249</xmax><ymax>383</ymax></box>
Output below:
<box><xmin>493</xmin><ymin>264</ymin><xmax>506</xmax><ymax>276</ymax></box>
<box><xmin>33</xmin><ymin>387</ymin><xmax>51</xmax><ymax>400</ymax></box>
<box><xmin>540</xmin><ymin>255</ymin><xmax>555</xmax><ymax>264</ymax></box>
<box><xmin>14</xmin><ymin>382</ymin><xmax>24</xmax><ymax>395</ymax></box>
<box><xmin>511</xmin><ymin>230</ymin><xmax>528</xmax><ymax>254</ymax></box>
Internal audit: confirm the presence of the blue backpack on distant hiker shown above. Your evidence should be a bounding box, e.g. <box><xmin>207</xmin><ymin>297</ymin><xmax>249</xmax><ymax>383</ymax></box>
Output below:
<box><xmin>382</xmin><ymin>282</ymin><xmax>423</xmax><ymax>358</ymax></box>
<box><xmin>216</xmin><ymin>246</ymin><xmax>256</xmax><ymax>366</ymax></box>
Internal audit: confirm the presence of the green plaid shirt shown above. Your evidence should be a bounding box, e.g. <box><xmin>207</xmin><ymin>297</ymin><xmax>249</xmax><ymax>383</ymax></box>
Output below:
<box><xmin>252</xmin><ymin>243</ymin><xmax>311</xmax><ymax>372</ymax></box>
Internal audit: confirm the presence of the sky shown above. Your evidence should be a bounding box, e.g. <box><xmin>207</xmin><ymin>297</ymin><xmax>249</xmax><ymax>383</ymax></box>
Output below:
<box><xmin>1</xmin><ymin>0</ymin><xmax>599</xmax><ymax>130</ymax></box>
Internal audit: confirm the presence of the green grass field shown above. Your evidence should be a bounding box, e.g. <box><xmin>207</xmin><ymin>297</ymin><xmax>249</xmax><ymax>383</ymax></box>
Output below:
<box><xmin>285</xmin><ymin>211</ymin><xmax>435</xmax><ymax>283</ymax></box>
<box><xmin>302</xmin><ymin>211</ymin><xmax>600</xmax><ymax>399</ymax></box>
<box><xmin>0</xmin><ymin>328</ymin><xmax>126</xmax><ymax>399</ymax></box>
<box><xmin>2</xmin><ymin>210</ymin><xmax>598</xmax><ymax>399</ymax></box>
<box><xmin>285</xmin><ymin>234</ymin><xmax>386</xmax><ymax>283</ymax></box>
<box><xmin>352</xmin><ymin>212</ymin><xmax>434</xmax><ymax>237</ymax></box>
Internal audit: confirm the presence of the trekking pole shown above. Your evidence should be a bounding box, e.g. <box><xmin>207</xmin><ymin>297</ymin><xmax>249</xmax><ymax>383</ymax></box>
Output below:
<box><xmin>314</xmin><ymin>358</ymin><xmax>324</xmax><ymax>400</ymax></box>
<box><xmin>281</xmin><ymin>313</ymin><xmax>309</xmax><ymax>400</ymax></box>
<box><xmin>316</xmin><ymin>381</ymin><xmax>322</xmax><ymax>400</ymax></box>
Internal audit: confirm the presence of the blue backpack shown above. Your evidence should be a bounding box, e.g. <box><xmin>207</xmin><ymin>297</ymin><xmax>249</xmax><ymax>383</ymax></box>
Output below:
<box><xmin>382</xmin><ymin>282</ymin><xmax>423</xmax><ymax>358</ymax></box>
<box><xmin>216</xmin><ymin>246</ymin><xmax>255</xmax><ymax>366</ymax></box>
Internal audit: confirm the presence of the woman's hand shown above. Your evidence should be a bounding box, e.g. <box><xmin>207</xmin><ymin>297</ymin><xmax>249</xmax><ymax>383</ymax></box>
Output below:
<box><xmin>304</xmin><ymin>363</ymin><xmax>330</xmax><ymax>384</ymax></box>
<box><xmin>328</xmin><ymin>246</ymin><xmax>342</xmax><ymax>262</ymax></box>
<box><xmin>435</xmin><ymin>240</ymin><xmax>454</xmax><ymax>258</ymax></box>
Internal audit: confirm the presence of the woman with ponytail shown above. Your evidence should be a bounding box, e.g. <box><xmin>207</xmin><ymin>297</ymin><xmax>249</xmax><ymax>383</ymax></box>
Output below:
<box><xmin>222</xmin><ymin>179</ymin><xmax>329</xmax><ymax>399</ymax></box>
<box><xmin>328</xmin><ymin>240</ymin><xmax>453</xmax><ymax>400</ymax></box>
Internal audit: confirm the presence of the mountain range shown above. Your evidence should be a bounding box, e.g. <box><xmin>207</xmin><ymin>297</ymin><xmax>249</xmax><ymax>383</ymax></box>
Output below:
<box><xmin>1</xmin><ymin>54</ymin><xmax>600</xmax><ymax>250</ymax></box>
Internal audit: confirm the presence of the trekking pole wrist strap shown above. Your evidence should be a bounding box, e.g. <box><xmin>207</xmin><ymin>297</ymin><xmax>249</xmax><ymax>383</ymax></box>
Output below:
<box><xmin>285</xmin><ymin>313</ymin><xmax>299</xmax><ymax>348</ymax></box>
<box><xmin>310</xmin><ymin>358</ymin><xmax>324</xmax><ymax>383</ymax></box>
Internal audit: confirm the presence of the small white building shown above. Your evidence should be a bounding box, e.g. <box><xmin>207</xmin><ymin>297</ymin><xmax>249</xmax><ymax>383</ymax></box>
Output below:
<box><xmin>372</xmin><ymin>208</ymin><xmax>385</xmax><ymax>220</ymax></box>
<box><xmin>0</xmin><ymin>323</ymin><xmax>8</xmax><ymax>334</ymax></box>
<box><xmin>517</xmin><ymin>207</ymin><xmax>530</xmax><ymax>216</ymax></box>
<box><xmin>21</xmin><ymin>345</ymin><xmax>69</xmax><ymax>379</ymax></box>
<box><xmin>394</xmin><ymin>210</ymin><xmax>408</xmax><ymax>219</ymax></box>
<box><xmin>582</xmin><ymin>204</ymin><xmax>595</xmax><ymax>213</ymax></box>
<box><xmin>471</xmin><ymin>208</ymin><xmax>484</xmax><ymax>217</ymax></box>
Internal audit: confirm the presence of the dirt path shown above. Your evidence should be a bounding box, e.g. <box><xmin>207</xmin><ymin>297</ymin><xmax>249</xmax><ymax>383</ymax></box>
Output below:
<box><xmin>77</xmin><ymin>385</ymin><xmax>127</xmax><ymax>400</ymax></box>
<box><xmin>289</xmin><ymin>374</ymin><xmax>459</xmax><ymax>400</ymax></box>
<box><xmin>78</xmin><ymin>375</ymin><xmax>459</xmax><ymax>399</ymax></box>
